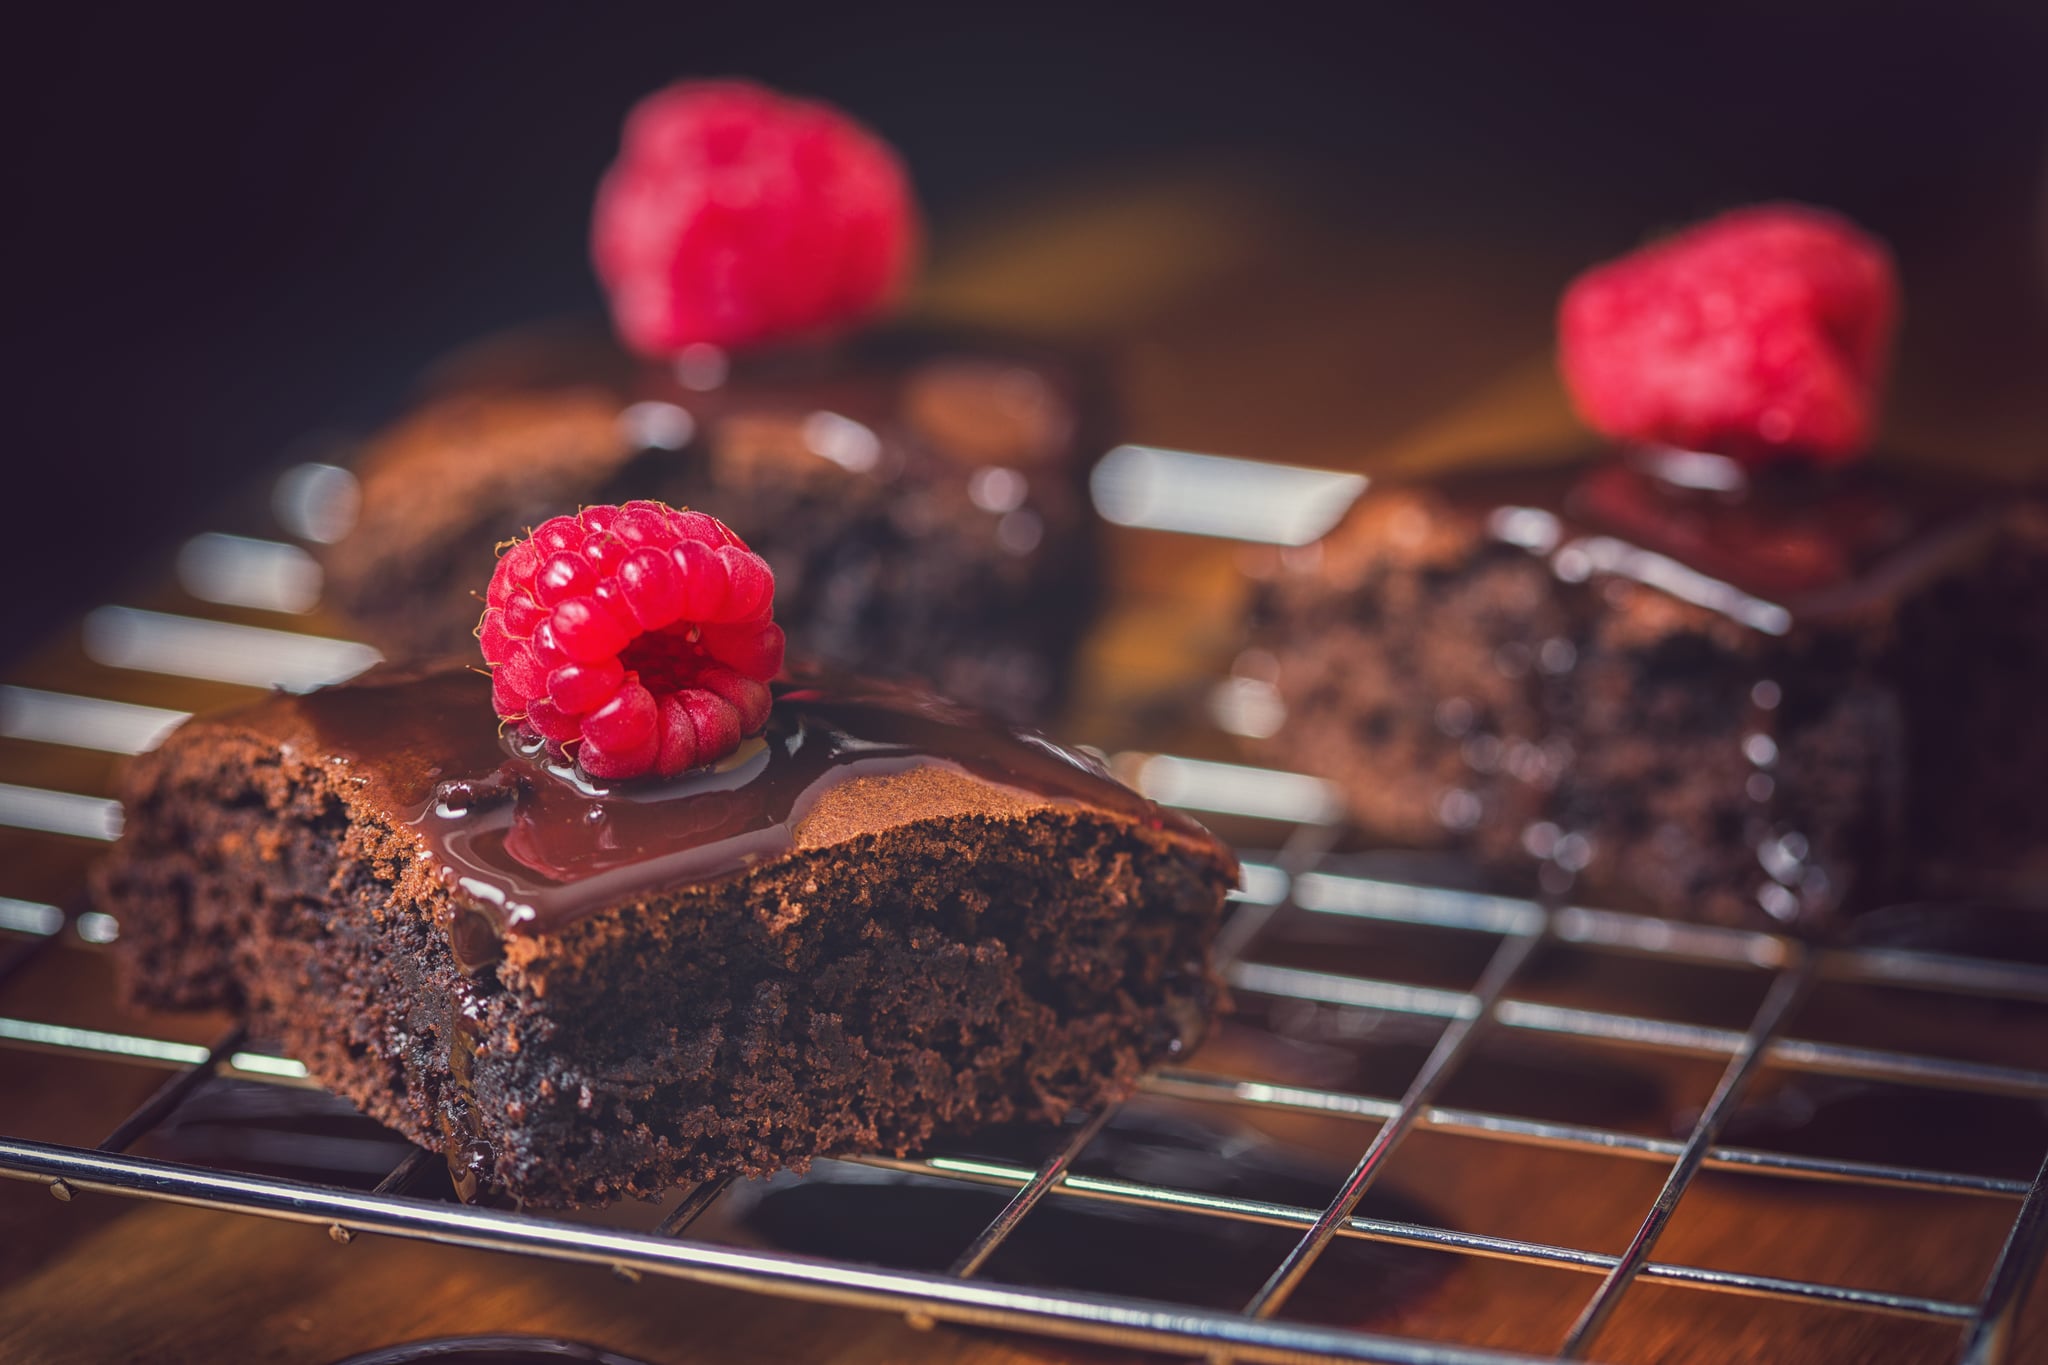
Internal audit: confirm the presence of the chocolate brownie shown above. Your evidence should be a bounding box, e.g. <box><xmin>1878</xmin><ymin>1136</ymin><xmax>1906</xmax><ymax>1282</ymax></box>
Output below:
<box><xmin>92</xmin><ymin>664</ymin><xmax>1235</xmax><ymax>1207</ymax></box>
<box><xmin>320</xmin><ymin>328</ymin><xmax>1106</xmax><ymax>723</ymax></box>
<box><xmin>1245</xmin><ymin>447</ymin><xmax>2048</xmax><ymax>931</ymax></box>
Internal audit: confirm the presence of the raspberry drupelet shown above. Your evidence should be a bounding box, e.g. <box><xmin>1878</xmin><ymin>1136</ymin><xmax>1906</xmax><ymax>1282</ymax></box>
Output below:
<box><xmin>591</xmin><ymin>79</ymin><xmax>921</xmax><ymax>356</ymax></box>
<box><xmin>1558</xmin><ymin>204</ymin><xmax>1898</xmax><ymax>466</ymax></box>
<box><xmin>479</xmin><ymin>501</ymin><xmax>785</xmax><ymax>780</ymax></box>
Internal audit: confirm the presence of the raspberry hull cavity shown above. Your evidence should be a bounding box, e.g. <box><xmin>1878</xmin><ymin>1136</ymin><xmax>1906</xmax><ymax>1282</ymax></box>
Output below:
<box><xmin>1558</xmin><ymin>204</ymin><xmax>1898</xmax><ymax>466</ymax></box>
<box><xmin>479</xmin><ymin>501</ymin><xmax>784</xmax><ymax>779</ymax></box>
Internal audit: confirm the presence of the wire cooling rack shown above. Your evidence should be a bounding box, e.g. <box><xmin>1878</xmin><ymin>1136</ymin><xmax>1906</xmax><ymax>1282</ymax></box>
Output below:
<box><xmin>4</xmin><ymin>457</ymin><xmax>2048</xmax><ymax>1363</ymax></box>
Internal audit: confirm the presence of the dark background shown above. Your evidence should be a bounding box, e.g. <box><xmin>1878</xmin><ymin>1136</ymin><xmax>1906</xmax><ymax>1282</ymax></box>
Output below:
<box><xmin>7</xmin><ymin>2</ymin><xmax>2047</xmax><ymax>654</ymax></box>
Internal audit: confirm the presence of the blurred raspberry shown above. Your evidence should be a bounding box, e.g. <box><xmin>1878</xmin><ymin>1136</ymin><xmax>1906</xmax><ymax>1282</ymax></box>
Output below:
<box><xmin>1558</xmin><ymin>204</ymin><xmax>1898</xmax><ymax>465</ymax></box>
<box><xmin>592</xmin><ymin>79</ymin><xmax>921</xmax><ymax>356</ymax></box>
<box><xmin>480</xmin><ymin>501</ymin><xmax>783</xmax><ymax>780</ymax></box>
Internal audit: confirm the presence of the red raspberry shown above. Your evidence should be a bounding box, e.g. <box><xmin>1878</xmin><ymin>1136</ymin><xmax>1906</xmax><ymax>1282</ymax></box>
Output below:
<box><xmin>479</xmin><ymin>501</ymin><xmax>784</xmax><ymax>780</ymax></box>
<box><xmin>1558</xmin><ymin>204</ymin><xmax>1898</xmax><ymax>466</ymax></box>
<box><xmin>591</xmin><ymin>80</ymin><xmax>921</xmax><ymax>356</ymax></box>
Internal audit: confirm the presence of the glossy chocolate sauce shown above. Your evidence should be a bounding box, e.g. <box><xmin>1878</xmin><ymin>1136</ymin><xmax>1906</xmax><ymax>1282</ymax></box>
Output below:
<box><xmin>347</xmin><ymin>322</ymin><xmax>1106</xmax><ymax>725</ymax></box>
<box><xmin>271</xmin><ymin>666</ymin><xmax>1210</xmax><ymax>942</ymax></box>
<box><xmin>1436</xmin><ymin>447</ymin><xmax>2025</xmax><ymax>629</ymax></box>
<box><xmin>426</xmin><ymin>320</ymin><xmax>1093</xmax><ymax>479</ymax></box>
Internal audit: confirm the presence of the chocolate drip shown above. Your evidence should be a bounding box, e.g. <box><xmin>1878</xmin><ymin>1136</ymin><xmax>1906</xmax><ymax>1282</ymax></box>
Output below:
<box><xmin>1432</xmin><ymin>447</ymin><xmax>2028</xmax><ymax>625</ymax></box>
<box><xmin>421</xmin><ymin>321</ymin><xmax>1095</xmax><ymax>482</ymax></box>
<box><xmin>273</xmin><ymin>666</ymin><xmax>1205</xmax><ymax>939</ymax></box>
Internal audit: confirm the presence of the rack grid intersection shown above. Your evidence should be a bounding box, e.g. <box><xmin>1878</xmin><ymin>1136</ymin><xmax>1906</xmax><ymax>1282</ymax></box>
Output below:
<box><xmin>7</xmin><ymin>841</ymin><xmax>2048</xmax><ymax>1364</ymax></box>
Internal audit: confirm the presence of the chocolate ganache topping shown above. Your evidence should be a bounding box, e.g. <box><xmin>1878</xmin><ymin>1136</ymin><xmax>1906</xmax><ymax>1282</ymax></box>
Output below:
<box><xmin>267</xmin><ymin>665</ymin><xmax>1208</xmax><ymax>938</ymax></box>
<box><xmin>1434</xmin><ymin>447</ymin><xmax>2027</xmax><ymax>629</ymax></box>
<box><xmin>420</xmin><ymin>321</ymin><xmax>1093</xmax><ymax>481</ymax></box>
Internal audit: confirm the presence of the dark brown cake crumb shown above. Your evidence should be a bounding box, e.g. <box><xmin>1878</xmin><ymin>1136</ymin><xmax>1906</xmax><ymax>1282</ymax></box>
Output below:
<box><xmin>93</xmin><ymin>669</ymin><xmax>1235</xmax><ymax>1207</ymax></box>
<box><xmin>1247</xmin><ymin>452</ymin><xmax>2048</xmax><ymax>931</ymax></box>
<box><xmin>320</xmin><ymin>328</ymin><xmax>1106</xmax><ymax>724</ymax></box>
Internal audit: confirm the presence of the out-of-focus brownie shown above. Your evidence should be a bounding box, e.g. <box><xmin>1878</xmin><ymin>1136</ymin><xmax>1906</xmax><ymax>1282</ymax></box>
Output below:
<box><xmin>93</xmin><ymin>663</ymin><xmax>1236</xmax><ymax>1207</ymax></box>
<box><xmin>321</xmin><ymin>327</ymin><xmax>1107</xmax><ymax>723</ymax></box>
<box><xmin>1245</xmin><ymin>448</ymin><xmax>2048</xmax><ymax>931</ymax></box>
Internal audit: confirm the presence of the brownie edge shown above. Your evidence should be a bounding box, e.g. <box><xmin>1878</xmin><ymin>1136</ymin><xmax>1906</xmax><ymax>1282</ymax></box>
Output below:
<box><xmin>319</xmin><ymin>328</ymin><xmax>1109</xmax><ymax>724</ymax></box>
<box><xmin>92</xmin><ymin>676</ymin><xmax>1237</xmax><ymax>1207</ymax></box>
<box><xmin>1246</xmin><ymin>453</ymin><xmax>2048</xmax><ymax>930</ymax></box>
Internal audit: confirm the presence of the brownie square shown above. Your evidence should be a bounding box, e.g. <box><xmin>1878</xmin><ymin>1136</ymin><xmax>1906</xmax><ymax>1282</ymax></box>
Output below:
<box><xmin>1246</xmin><ymin>449</ymin><xmax>2048</xmax><ymax>931</ymax></box>
<box><xmin>92</xmin><ymin>664</ymin><xmax>1236</xmax><ymax>1206</ymax></box>
<box><xmin>320</xmin><ymin>327</ymin><xmax>1107</xmax><ymax>723</ymax></box>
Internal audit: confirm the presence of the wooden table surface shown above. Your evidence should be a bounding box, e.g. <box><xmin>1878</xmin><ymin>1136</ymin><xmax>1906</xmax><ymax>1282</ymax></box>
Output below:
<box><xmin>5</xmin><ymin>166</ymin><xmax>2048</xmax><ymax>1364</ymax></box>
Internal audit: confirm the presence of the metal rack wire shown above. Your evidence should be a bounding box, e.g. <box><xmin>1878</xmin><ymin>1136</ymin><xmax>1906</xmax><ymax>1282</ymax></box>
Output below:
<box><xmin>6</xmin><ymin>815</ymin><xmax>2048</xmax><ymax>1361</ymax></box>
<box><xmin>4</xmin><ymin>465</ymin><xmax>2048</xmax><ymax>1362</ymax></box>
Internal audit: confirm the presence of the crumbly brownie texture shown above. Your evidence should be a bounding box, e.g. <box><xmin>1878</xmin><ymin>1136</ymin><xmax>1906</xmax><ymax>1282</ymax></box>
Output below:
<box><xmin>94</xmin><ymin>668</ymin><xmax>1234</xmax><ymax>1207</ymax></box>
<box><xmin>1246</xmin><ymin>452</ymin><xmax>2048</xmax><ymax>932</ymax></box>
<box><xmin>320</xmin><ymin>329</ymin><xmax>1105</xmax><ymax>723</ymax></box>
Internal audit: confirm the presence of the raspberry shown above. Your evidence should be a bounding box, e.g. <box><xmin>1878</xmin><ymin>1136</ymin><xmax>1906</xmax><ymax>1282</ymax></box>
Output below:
<box><xmin>591</xmin><ymin>80</ymin><xmax>921</xmax><ymax>356</ymax></box>
<box><xmin>479</xmin><ymin>501</ymin><xmax>784</xmax><ymax>780</ymax></box>
<box><xmin>1558</xmin><ymin>204</ymin><xmax>1898</xmax><ymax>466</ymax></box>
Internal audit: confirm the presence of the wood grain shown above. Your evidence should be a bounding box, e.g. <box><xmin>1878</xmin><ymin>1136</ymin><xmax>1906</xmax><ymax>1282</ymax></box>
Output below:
<box><xmin>5</xmin><ymin>164</ymin><xmax>2048</xmax><ymax>1365</ymax></box>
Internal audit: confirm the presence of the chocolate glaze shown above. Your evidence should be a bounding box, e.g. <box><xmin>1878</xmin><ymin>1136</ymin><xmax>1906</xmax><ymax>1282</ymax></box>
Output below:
<box><xmin>423</xmin><ymin>320</ymin><xmax>1098</xmax><ymax>480</ymax></box>
<box><xmin>1262</xmin><ymin>448</ymin><xmax>2048</xmax><ymax>929</ymax></box>
<box><xmin>1431</xmin><ymin>447</ymin><xmax>2029</xmax><ymax>627</ymax></box>
<box><xmin>266</xmin><ymin>665</ymin><xmax>1213</xmax><ymax>941</ymax></box>
<box><xmin>331</xmin><ymin>320</ymin><xmax>1110</xmax><ymax>724</ymax></box>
